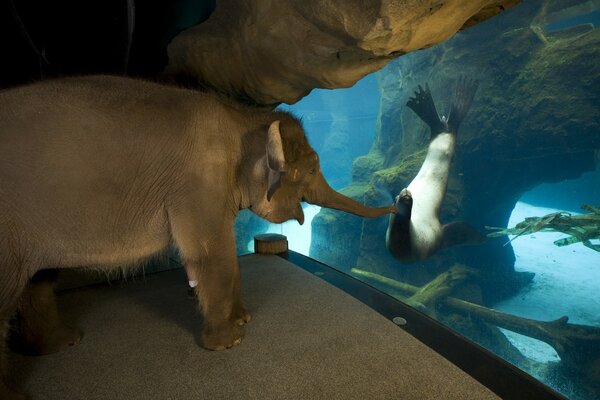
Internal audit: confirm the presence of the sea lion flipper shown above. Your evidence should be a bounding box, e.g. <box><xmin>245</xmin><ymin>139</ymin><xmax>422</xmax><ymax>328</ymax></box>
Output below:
<box><xmin>447</xmin><ymin>76</ymin><xmax>479</xmax><ymax>133</ymax></box>
<box><xmin>406</xmin><ymin>84</ymin><xmax>445</xmax><ymax>136</ymax></box>
<box><xmin>440</xmin><ymin>221</ymin><xmax>485</xmax><ymax>250</ymax></box>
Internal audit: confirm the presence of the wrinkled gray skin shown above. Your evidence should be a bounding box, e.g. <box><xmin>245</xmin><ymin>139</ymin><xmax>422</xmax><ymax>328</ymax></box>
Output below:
<box><xmin>0</xmin><ymin>76</ymin><xmax>394</xmax><ymax>399</ymax></box>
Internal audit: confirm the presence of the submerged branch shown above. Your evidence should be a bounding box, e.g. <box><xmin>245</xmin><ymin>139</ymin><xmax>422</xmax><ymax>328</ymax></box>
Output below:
<box><xmin>486</xmin><ymin>204</ymin><xmax>600</xmax><ymax>252</ymax></box>
<box><xmin>351</xmin><ymin>267</ymin><xmax>600</xmax><ymax>368</ymax></box>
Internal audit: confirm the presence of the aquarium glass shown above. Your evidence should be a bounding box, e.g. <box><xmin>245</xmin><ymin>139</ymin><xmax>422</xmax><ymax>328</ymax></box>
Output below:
<box><xmin>235</xmin><ymin>0</ymin><xmax>600</xmax><ymax>398</ymax></box>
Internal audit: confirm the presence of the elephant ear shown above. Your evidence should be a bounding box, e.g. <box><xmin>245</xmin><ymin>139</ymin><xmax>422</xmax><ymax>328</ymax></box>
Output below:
<box><xmin>266</xmin><ymin>120</ymin><xmax>286</xmax><ymax>201</ymax></box>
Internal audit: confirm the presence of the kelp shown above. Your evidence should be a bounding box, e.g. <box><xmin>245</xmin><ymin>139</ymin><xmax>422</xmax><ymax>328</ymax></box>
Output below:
<box><xmin>486</xmin><ymin>204</ymin><xmax>600</xmax><ymax>252</ymax></box>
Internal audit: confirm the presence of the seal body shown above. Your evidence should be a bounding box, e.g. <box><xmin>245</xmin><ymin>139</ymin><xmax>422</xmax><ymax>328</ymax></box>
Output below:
<box><xmin>407</xmin><ymin>132</ymin><xmax>455</xmax><ymax>258</ymax></box>
<box><xmin>386</xmin><ymin>132</ymin><xmax>455</xmax><ymax>262</ymax></box>
<box><xmin>386</xmin><ymin>79</ymin><xmax>482</xmax><ymax>263</ymax></box>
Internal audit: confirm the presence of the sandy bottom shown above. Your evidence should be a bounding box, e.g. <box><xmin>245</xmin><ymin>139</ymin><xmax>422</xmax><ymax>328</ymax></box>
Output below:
<box><xmin>494</xmin><ymin>201</ymin><xmax>600</xmax><ymax>363</ymax></box>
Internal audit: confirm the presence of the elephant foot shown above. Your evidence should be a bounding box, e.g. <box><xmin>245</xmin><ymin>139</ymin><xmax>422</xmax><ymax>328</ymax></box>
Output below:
<box><xmin>15</xmin><ymin>270</ymin><xmax>82</xmax><ymax>356</ymax></box>
<box><xmin>0</xmin><ymin>381</ymin><xmax>28</xmax><ymax>400</ymax></box>
<box><xmin>14</xmin><ymin>322</ymin><xmax>82</xmax><ymax>356</ymax></box>
<box><xmin>233</xmin><ymin>305</ymin><xmax>251</xmax><ymax>326</ymax></box>
<box><xmin>34</xmin><ymin>323</ymin><xmax>82</xmax><ymax>355</ymax></box>
<box><xmin>200</xmin><ymin>321</ymin><xmax>244</xmax><ymax>351</ymax></box>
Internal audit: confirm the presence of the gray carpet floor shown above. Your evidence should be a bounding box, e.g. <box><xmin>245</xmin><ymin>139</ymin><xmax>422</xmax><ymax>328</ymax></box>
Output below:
<box><xmin>9</xmin><ymin>254</ymin><xmax>499</xmax><ymax>400</ymax></box>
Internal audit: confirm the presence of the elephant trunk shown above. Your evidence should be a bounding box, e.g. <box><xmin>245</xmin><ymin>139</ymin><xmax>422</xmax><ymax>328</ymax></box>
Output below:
<box><xmin>304</xmin><ymin>172</ymin><xmax>394</xmax><ymax>218</ymax></box>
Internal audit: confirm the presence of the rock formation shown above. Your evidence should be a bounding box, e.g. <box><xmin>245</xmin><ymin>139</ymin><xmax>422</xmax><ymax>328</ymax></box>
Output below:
<box><xmin>310</xmin><ymin>0</ymin><xmax>600</xmax><ymax>303</ymax></box>
<box><xmin>166</xmin><ymin>0</ymin><xmax>519</xmax><ymax>105</ymax></box>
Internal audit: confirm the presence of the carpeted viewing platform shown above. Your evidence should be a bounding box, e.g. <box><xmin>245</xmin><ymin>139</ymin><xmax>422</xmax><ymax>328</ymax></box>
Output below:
<box><xmin>9</xmin><ymin>254</ymin><xmax>498</xmax><ymax>399</ymax></box>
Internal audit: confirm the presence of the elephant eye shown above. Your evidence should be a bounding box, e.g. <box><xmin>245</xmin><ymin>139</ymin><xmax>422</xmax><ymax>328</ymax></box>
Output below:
<box><xmin>309</xmin><ymin>168</ymin><xmax>316</xmax><ymax>175</ymax></box>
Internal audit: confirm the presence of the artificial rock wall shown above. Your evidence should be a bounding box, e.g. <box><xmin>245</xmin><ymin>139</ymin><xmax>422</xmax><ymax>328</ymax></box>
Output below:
<box><xmin>166</xmin><ymin>0</ymin><xmax>519</xmax><ymax>105</ymax></box>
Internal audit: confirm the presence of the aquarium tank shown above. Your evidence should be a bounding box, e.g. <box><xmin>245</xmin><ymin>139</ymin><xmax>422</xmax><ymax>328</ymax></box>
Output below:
<box><xmin>235</xmin><ymin>0</ymin><xmax>600</xmax><ymax>399</ymax></box>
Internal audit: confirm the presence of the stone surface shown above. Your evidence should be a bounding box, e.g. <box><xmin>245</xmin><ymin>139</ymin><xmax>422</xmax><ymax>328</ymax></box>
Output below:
<box><xmin>166</xmin><ymin>0</ymin><xmax>519</xmax><ymax>105</ymax></box>
<box><xmin>254</xmin><ymin>233</ymin><xmax>288</xmax><ymax>254</ymax></box>
<box><xmin>310</xmin><ymin>0</ymin><xmax>600</xmax><ymax>303</ymax></box>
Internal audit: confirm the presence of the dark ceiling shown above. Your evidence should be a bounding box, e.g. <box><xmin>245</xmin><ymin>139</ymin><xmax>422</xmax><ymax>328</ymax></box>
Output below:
<box><xmin>0</xmin><ymin>0</ymin><xmax>215</xmax><ymax>88</ymax></box>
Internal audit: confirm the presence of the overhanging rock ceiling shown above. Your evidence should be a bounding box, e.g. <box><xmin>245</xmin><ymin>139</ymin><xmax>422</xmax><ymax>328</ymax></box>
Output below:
<box><xmin>166</xmin><ymin>0</ymin><xmax>520</xmax><ymax>105</ymax></box>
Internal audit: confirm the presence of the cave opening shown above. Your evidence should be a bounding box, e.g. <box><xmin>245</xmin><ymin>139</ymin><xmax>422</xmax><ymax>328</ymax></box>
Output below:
<box><xmin>494</xmin><ymin>168</ymin><xmax>600</xmax><ymax>363</ymax></box>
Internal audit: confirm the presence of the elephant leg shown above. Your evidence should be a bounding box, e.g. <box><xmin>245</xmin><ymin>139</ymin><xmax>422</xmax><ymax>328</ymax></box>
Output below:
<box><xmin>188</xmin><ymin>253</ymin><xmax>245</xmax><ymax>350</ymax></box>
<box><xmin>188</xmin><ymin>242</ymin><xmax>250</xmax><ymax>328</ymax></box>
<box><xmin>0</xmin><ymin>255</ymin><xmax>30</xmax><ymax>399</ymax></box>
<box><xmin>12</xmin><ymin>269</ymin><xmax>82</xmax><ymax>356</ymax></box>
<box><xmin>169</xmin><ymin>206</ymin><xmax>245</xmax><ymax>350</ymax></box>
<box><xmin>230</xmin><ymin>262</ymin><xmax>251</xmax><ymax>326</ymax></box>
<box><xmin>0</xmin><ymin>322</ymin><xmax>28</xmax><ymax>400</ymax></box>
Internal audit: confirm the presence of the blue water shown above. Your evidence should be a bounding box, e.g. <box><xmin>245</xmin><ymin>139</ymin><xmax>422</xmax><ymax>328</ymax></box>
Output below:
<box><xmin>236</xmin><ymin>1</ymin><xmax>600</xmax><ymax>399</ymax></box>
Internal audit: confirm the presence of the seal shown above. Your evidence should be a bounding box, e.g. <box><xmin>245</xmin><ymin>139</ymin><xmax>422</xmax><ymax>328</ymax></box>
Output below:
<box><xmin>386</xmin><ymin>77</ymin><xmax>484</xmax><ymax>263</ymax></box>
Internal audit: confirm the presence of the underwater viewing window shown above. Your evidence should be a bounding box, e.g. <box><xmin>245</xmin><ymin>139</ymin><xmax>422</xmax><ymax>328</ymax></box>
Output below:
<box><xmin>234</xmin><ymin>1</ymin><xmax>600</xmax><ymax>399</ymax></box>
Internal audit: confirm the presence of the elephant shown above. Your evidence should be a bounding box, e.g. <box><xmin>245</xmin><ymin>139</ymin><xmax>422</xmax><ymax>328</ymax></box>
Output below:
<box><xmin>0</xmin><ymin>75</ymin><xmax>394</xmax><ymax>398</ymax></box>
